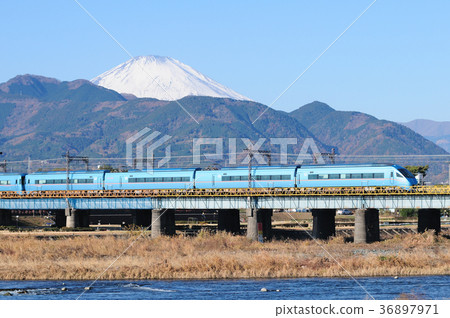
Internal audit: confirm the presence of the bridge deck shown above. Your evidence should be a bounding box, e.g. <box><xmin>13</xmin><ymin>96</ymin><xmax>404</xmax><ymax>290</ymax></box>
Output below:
<box><xmin>0</xmin><ymin>186</ymin><xmax>450</xmax><ymax>199</ymax></box>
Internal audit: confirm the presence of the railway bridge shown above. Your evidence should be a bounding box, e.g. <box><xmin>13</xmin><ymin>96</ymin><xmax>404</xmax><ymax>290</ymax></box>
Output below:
<box><xmin>0</xmin><ymin>186</ymin><xmax>449</xmax><ymax>242</ymax></box>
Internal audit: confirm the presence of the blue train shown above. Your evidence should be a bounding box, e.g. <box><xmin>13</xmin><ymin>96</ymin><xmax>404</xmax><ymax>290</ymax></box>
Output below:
<box><xmin>0</xmin><ymin>164</ymin><xmax>417</xmax><ymax>194</ymax></box>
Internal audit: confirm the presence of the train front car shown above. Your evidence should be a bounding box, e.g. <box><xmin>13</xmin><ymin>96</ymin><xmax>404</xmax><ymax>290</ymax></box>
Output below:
<box><xmin>297</xmin><ymin>164</ymin><xmax>417</xmax><ymax>189</ymax></box>
<box><xmin>195</xmin><ymin>166</ymin><xmax>297</xmax><ymax>189</ymax></box>
<box><xmin>391</xmin><ymin>165</ymin><xmax>418</xmax><ymax>189</ymax></box>
<box><xmin>0</xmin><ymin>173</ymin><xmax>26</xmax><ymax>194</ymax></box>
<box><xmin>104</xmin><ymin>168</ymin><xmax>197</xmax><ymax>190</ymax></box>
<box><xmin>25</xmin><ymin>171</ymin><xmax>106</xmax><ymax>192</ymax></box>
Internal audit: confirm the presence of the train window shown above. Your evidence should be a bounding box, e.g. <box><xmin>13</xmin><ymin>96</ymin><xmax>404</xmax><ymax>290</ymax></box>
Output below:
<box><xmin>308</xmin><ymin>174</ymin><xmax>319</xmax><ymax>180</ymax></box>
<box><xmin>374</xmin><ymin>173</ymin><xmax>384</xmax><ymax>178</ymax></box>
<box><xmin>0</xmin><ymin>180</ymin><xmax>10</xmax><ymax>185</ymax></box>
<box><xmin>396</xmin><ymin>172</ymin><xmax>403</xmax><ymax>178</ymax></box>
<box><xmin>281</xmin><ymin>175</ymin><xmax>291</xmax><ymax>180</ymax></box>
<box><xmin>363</xmin><ymin>173</ymin><xmax>373</xmax><ymax>179</ymax></box>
<box><xmin>318</xmin><ymin>174</ymin><xmax>328</xmax><ymax>179</ymax></box>
<box><xmin>398</xmin><ymin>168</ymin><xmax>415</xmax><ymax>179</ymax></box>
<box><xmin>226</xmin><ymin>176</ymin><xmax>236</xmax><ymax>181</ymax></box>
<box><xmin>329</xmin><ymin>174</ymin><xmax>340</xmax><ymax>179</ymax></box>
<box><xmin>33</xmin><ymin>178</ymin><xmax>95</xmax><ymax>185</ymax></box>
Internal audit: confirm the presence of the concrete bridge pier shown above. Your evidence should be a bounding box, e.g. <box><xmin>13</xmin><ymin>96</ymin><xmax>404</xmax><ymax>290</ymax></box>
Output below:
<box><xmin>312</xmin><ymin>209</ymin><xmax>335</xmax><ymax>240</ymax></box>
<box><xmin>218</xmin><ymin>209</ymin><xmax>241</xmax><ymax>234</ymax></box>
<box><xmin>418</xmin><ymin>209</ymin><xmax>441</xmax><ymax>234</ymax></box>
<box><xmin>0</xmin><ymin>209</ymin><xmax>12</xmax><ymax>226</ymax></box>
<box><xmin>354</xmin><ymin>209</ymin><xmax>380</xmax><ymax>243</ymax></box>
<box><xmin>246</xmin><ymin>208</ymin><xmax>273</xmax><ymax>241</ymax></box>
<box><xmin>65</xmin><ymin>208</ymin><xmax>77</xmax><ymax>228</ymax></box>
<box><xmin>65</xmin><ymin>208</ymin><xmax>90</xmax><ymax>228</ymax></box>
<box><xmin>151</xmin><ymin>209</ymin><xmax>176</xmax><ymax>238</ymax></box>
<box><xmin>246</xmin><ymin>208</ymin><xmax>258</xmax><ymax>241</ymax></box>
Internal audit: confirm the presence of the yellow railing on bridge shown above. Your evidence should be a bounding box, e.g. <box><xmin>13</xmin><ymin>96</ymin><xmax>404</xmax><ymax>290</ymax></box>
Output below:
<box><xmin>0</xmin><ymin>186</ymin><xmax>450</xmax><ymax>199</ymax></box>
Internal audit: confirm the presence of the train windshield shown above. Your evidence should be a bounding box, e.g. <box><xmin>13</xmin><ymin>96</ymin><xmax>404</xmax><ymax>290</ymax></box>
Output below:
<box><xmin>398</xmin><ymin>168</ymin><xmax>415</xmax><ymax>179</ymax></box>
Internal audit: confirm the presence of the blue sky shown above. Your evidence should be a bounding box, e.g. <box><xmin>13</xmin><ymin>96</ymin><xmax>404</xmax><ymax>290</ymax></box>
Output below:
<box><xmin>1</xmin><ymin>0</ymin><xmax>449</xmax><ymax>122</ymax></box>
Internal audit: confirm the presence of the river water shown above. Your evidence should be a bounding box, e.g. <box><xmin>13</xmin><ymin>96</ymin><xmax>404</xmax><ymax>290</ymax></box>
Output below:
<box><xmin>0</xmin><ymin>276</ymin><xmax>448</xmax><ymax>300</ymax></box>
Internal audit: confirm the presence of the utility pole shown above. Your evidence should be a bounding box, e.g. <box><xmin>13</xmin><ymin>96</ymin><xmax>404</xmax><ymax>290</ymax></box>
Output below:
<box><xmin>243</xmin><ymin>147</ymin><xmax>270</xmax><ymax>243</ymax></box>
<box><xmin>63</xmin><ymin>151</ymin><xmax>89</xmax><ymax>191</ymax></box>
<box><xmin>243</xmin><ymin>148</ymin><xmax>271</xmax><ymax>188</ymax></box>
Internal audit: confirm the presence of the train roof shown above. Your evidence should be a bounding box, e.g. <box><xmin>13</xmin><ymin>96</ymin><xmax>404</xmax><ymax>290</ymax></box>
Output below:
<box><xmin>198</xmin><ymin>164</ymin><xmax>396</xmax><ymax>171</ymax></box>
<box><xmin>27</xmin><ymin>170</ymin><xmax>108</xmax><ymax>175</ymax></box>
<box><xmin>212</xmin><ymin>165</ymin><xmax>298</xmax><ymax>170</ymax></box>
<box><xmin>300</xmin><ymin>163</ymin><xmax>395</xmax><ymax>169</ymax></box>
<box><xmin>141</xmin><ymin>168</ymin><xmax>199</xmax><ymax>172</ymax></box>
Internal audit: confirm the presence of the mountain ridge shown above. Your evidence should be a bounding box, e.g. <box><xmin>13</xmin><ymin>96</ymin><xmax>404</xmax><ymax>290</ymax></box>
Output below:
<box><xmin>402</xmin><ymin>119</ymin><xmax>450</xmax><ymax>153</ymax></box>
<box><xmin>290</xmin><ymin>102</ymin><xmax>447</xmax><ymax>156</ymax></box>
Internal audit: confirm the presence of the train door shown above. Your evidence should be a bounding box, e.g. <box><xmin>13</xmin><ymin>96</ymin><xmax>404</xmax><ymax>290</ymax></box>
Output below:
<box><xmin>294</xmin><ymin>166</ymin><xmax>301</xmax><ymax>188</ymax></box>
<box><xmin>212</xmin><ymin>175</ymin><xmax>216</xmax><ymax>188</ymax></box>
<box><xmin>20</xmin><ymin>175</ymin><xmax>26</xmax><ymax>192</ymax></box>
<box><xmin>192</xmin><ymin>169</ymin><xmax>198</xmax><ymax>189</ymax></box>
<box><xmin>389</xmin><ymin>171</ymin><xmax>394</xmax><ymax>185</ymax></box>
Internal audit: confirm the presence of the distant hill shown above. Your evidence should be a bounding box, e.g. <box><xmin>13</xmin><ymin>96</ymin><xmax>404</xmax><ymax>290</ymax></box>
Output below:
<box><xmin>289</xmin><ymin>101</ymin><xmax>447</xmax><ymax>156</ymax></box>
<box><xmin>402</xmin><ymin>119</ymin><xmax>450</xmax><ymax>153</ymax></box>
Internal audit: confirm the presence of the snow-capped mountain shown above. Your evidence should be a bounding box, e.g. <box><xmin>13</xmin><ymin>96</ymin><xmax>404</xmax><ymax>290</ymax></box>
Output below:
<box><xmin>91</xmin><ymin>55</ymin><xmax>250</xmax><ymax>101</ymax></box>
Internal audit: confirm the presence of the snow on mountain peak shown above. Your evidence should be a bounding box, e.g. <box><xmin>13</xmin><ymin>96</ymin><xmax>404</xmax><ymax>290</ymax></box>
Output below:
<box><xmin>91</xmin><ymin>55</ymin><xmax>250</xmax><ymax>101</ymax></box>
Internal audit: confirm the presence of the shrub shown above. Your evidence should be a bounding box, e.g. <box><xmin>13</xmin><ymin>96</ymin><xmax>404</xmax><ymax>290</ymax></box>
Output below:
<box><xmin>398</xmin><ymin>209</ymin><xmax>417</xmax><ymax>218</ymax></box>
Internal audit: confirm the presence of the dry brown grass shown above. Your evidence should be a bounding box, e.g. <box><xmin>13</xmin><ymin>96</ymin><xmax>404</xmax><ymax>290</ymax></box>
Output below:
<box><xmin>0</xmin><ymin>231</ymin><xmax>448</xmax><ymax>280</ymax></box>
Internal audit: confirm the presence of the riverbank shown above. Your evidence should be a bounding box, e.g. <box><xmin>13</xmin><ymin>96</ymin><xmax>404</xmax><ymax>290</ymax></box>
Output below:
<box><xmin>0</xmin><ymin>230</ymin><xmax>448</xmax><ymax>280</ymax></box>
